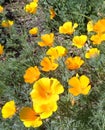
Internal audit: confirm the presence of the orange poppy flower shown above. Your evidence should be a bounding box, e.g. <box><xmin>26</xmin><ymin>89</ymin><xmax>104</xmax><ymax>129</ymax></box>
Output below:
<box><xmin>19</xmin><ymin>107</ymin><xmax>42</xmax><ymax>128</ymax></box>
<box><xmin>46</xmin><ymin>46</ymin><xmax>67</xmax><ymax>59</ymax></box>
<box><xmin>0</xmin><ymin>44</ymin><xmax>4</xmax><ymax>55</ymax></box>
<box><xmin>24</xmin><ymin>2</ymin><xmax>38</xmax><ymax>14</ymax></box>
<box><xmin>0</xmin><ymin>5</ymin><xmax>3</xmax><ymax>13</ymax></box>
<box><xmin>40</xmin><ymin>57</ymin><xmax>58</xmax><ymax>71</ymax></box>
<box><xmin>1</xmin><ymin>20</ymin><xmax>14</xmax><ymax>28</ymax></box>
<box><xmin>30</xmin><ymin>77</ymin><xmax>64</xmax><ymax>104</ymax></box>
<box><xmin>59</xmin><ymin>21</ymin><xmax>78</xmax><ymax>35</ymax></box>
<box><xmin>65</xmin><ymin>56</ymin><xmax>84</xmax><ymax>70</ymax></box>
<box><xmin>93</xmin><ymin>18</ymin><xmax>105</xmax><ymax>33</ymax></box>
<box><xmin>23</xmin><ymin>66</ymin><xmax>40</xmax><ymax>84</ymax></box>
<box><xmin>49</xmin><ymin>8</ymin><xmax>56</xmax><ymax>19</ymax></box>
<box><xmin>90</xmin><ymin>33</ymin><xmax>105</xmax><ymax>45</ymax></box>
<box><xmin>29</xmin><ymin>27</ymin><xmax>38</xmax><ymax>35</ymax></box>
<box><xmin>33</xmin><ymin>101</ymin><xmax>57</xmax><ymax>119</ymax></box>
<box><xmin>38</xmin><ymin>33</ymin><xmax>54</xmax><ymax>47</ymax></box>
<box><xmin>68</xmin><ymin>75</ymin><xmax>91</xmax><ymax>96</ymax></box>
<box><xmin>72</xmin><ymin>35</ymin><xmax>87</xmax><ymax>48</ymax></box>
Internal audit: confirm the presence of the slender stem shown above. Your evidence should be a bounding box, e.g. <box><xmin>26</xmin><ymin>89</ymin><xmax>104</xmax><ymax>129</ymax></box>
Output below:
<box><xmin>71</xmin><ymin>12</ymin><xmax>91</xmax><ymax>20</ymax></box>
<box><xmin>46</xmin><ymin>0</ymin><xmax>53</xmax><ymax>6</ymax></box>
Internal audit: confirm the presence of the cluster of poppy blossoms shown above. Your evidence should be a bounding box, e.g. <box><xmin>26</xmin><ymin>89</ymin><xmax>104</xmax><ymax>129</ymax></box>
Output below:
<box><xmin>1</xmin><ymin>78</ymin><xmax>64</xmax><ymax>128</ymax></box>
<box><xmin>1</xmin><ymin>0</ymin><xmax>105</xmax><ymax>128</ymax></box>
<box><xmin>0</xmin><ymin>5</ymin><xmax>14</xmax><ymax>28</ymax></box>
<box><xmin>1</xmin><ymin>20</ymin><xmax>14</xmax><ymax>28</ymax></box>
<box><xmin>19</xmin><ymin>77</ymin><xmax>64</xmax><ymax>128</ymax></box>
<box><xmin>22</xmin><ymin>18</ymin><xmax>105</xmax><ymax>128</ymax></box>
<box><xmin>0</xmin><ymin>5</ymin><xmax>14</xmax><ymax>56</ymax></box>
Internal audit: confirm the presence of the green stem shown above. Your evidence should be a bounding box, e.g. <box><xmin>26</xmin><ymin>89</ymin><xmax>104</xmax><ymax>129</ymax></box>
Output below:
<box><xmin>46</xmin><ymin>0</ymin><xmax>53</xmax><ymax>6</ymax></box>
<box><xmin>70</xmin><ymin>12</ymin><xmax>91</xmax><ymax>20</ymax></box>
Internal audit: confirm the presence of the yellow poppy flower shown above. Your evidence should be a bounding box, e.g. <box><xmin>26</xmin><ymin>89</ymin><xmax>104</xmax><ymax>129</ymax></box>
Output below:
<box><xmin>33</xmin><ymin>0</ymin><xmax>38</xmax><ymax>2</ymax></box>
<box><xmin>93</xmin><ymin>18</ymin><xmax>105</xmax><ymax>33</ymax></box>
<box><xmin>46</xmin><ymin>46</ymin><xmax>67</xmax><ymax>59</ymax></box>
<box><xmin>23</xmin><ymin>66</ymin><xmax>40</xmax><ymax>84</ymax></box>
<box><xmin>59</xmin><ymin>21</ymin><xmax>78</xmax><ymax>35</ymax></box>
<box><xmin>30</xmin><ymin>77</ymin><xmax>64</xmax><ymax>104</ymax></box>
<box><xmin>0</xmin><ymin>5</ymin><xmax>3</xmax><ymax>13</ymax></box>
<box><xmin>85</xmin><ymin>48</ymin><xmax>100</xmax><ymax>59</ymax></box>
<box><xmin>72</xmin><ymin>35</ymin><xmax>87</xmax><ymax>48</ymax></box>
<box><xmin>90</xmin><ymin>33</ymin><xmax>105</xmax><ymax>45</ymax></box>
<box><xmin>49</xmin><ymin>8</ymin><xmax>56</xmax><ymax>19</ymax></box>
<box><xmin>33</xmin><ymin>102</ymin><xmax>58</xmax><ymax>119</ymax></box>
<box><xmin>68</xmin><ymin>75</ymin><xmax>91</xmax><ymax>96</ymax></box>
<box><xmin>29</xmin><ymin>27</ymin><xmax>38</xmax><ymax>35</ymax></box>
<box><xmin>1</xmin><ymin>100</ymin><xmax>16</xmax><ymax>119</ymax></box>
<box><xmin>1</xmin><ymin>20</ymin><xmax>14</xmax><ymax>28</ymax></box>
<box><xmin>24</xmin><ymin>2</ymin><xmax>38</xmax><ymax>14</ymax></box>
<box><xmin>87</xmin><ymin>21</ymin><xmax>93</xmax><ymax>32</ymax></box>
<box><xmin>19</xmin><ymin>107</ymin><xmax>42</xmax><ymax>128</ymax></box>
<box><xmin>0</xmin><ymin>44</ymin><xmax>4</xmax><ymax>55</ymax></box>
<box><xmin>40</xmin><ymin>57</ymin><xmax>58</xmax><ymax>71</ymax></box>
<box><xmin>38</xmin><ymin>33</ymin><xmax>54</xmax><ymax>47</ymax></box>
<box><xmin>65</xmin><ymin>56</ymin><xmax>84</xmax><ymax>70</ymax></box>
